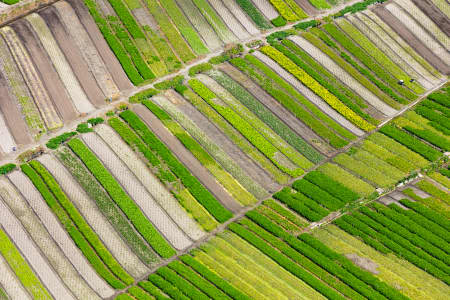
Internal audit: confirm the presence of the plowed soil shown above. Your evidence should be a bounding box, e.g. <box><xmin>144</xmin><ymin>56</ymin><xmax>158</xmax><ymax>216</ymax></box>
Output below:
<box><xmin>411</xmin><ymin>0</ymin><xmax>450</xmax><ymax>36</ymax></box>
<box><xmin>295</xmin><ymin>0</ymin><xmax>318</xmax><ymax>15</ymax></box>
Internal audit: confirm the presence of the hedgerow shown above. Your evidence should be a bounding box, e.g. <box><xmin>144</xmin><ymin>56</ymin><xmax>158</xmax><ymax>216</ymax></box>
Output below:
<box><xmin>235</xmin><ymin>0</ymin><xmax>272</xmax><ymax>29</ymax></box>
<box><xmin>229</xmin><ymin>223</ymin><xmax>346</xmax><ymax>300</ymax></box>
<box><xmin>0</xmin><ymin>163</ymin><xmax>16</xmax><ymax>175</ymax></box>
<box><xmin>127</xmin><ymin>286</ymin><xmax>153</xmax><ymax>300</ymax></box>
<box><xmin>180</xmin><ymin>255</ymin><xmax>251</xmax><ymax>300</ymax></box>
<box><xmin>168</xmin><ymin>261</ymin><xmax>230</xmax><ymax>299</ymax></box>
<box><xmin>156</xmin><ymin>267</ymin><xmax>209</xmax><ymax>299</ymax></box>
<box><xmin>67</xmin><ymin>138</ymin><xmax>176</xmax><ymax>258</ymax></box>
<box><xmin>148</xmin><ymin>274</ymin><xmax>189</xmax><ymax>300</ymax></box>
<box><xmin>139</xmin><ymin>281</ymin><xmax>171</xmax><ymax>300</ymax></box>
<box><xmin>46</xmin><ymin>131</ymin><xmax>77</xmax><ymax>149</ymax></box>
<box><xmin>118</xmin><ymin>110</ymin><xmax>233</xmax><ymax>222</ymax></box>
<box><xmin>399</xmin><ymin>199</ymin><xmax>450</xmax><ymax>231</ymax></box>
<box><xmin>230</xmin><ymin>57</ymin><xmax>348</xmax><ymax>148</ymax></box>
<box><xmin>87</xmin><ymin>117</ymin><xmax>104</xmax><ymax>126</ymax></box>
<box><xmin>303</xmin><ymin>170</ymin><xmax>359</xmax><ymax>203</ymax></box>
<box><xmin>260</xmin><ymin>45</ymin><xmax>375</xmax><ymax>131</ymax></box>
<box><xmin>188</xmin><ymin>78</ymin><xmax>303</xmax><ymax>177</ymax></box>
<box><xmin>273</xmin><ymin>188</ymin><xmax>324</xmax><ymax>221</ymax></box>
<box><xmin>293</xmin><ymin>179</ymin><xmax>344</xmax><ymax>211</ymax></box>
<box><xmin>271</xmin><ymin>16</ymin><xmax>287</xmax><ymax>27</ymax></box>
<box><xmin>209</xmin><ymin>70</ymin><xmax>321</xmax><ymax>164</ymax></box>
<box><xmin>404</xmin><ymin>126</ymin><xmax>450</xmax><ymax>151</ymax></box>
<box><xmin>322</xmin><ymin>23</ymin><xmax>414</xmax><ymax>101</ymax></box>
<box><xmin>274</xmin><ymin>42</ymin><xmax>376</xmax><ymax>124</ymax></box>
<box><xmin>20</xmin><ymin>163</ymin><xmax>126</xmax><ymax>289</ymax></box>
<box><xmin>379</xmin><ymin>125</ymin><xmax>442</xmax><ymax>161</ymax></box>
<box><xmin>76</xmin><ymin>123</ymin><xmax>93</xmax><ymax>133</ymax></box>
<box><xmin>188</xmin><ymin>63</ymin><xmax>213</xmax><ymax>77</ymax></box>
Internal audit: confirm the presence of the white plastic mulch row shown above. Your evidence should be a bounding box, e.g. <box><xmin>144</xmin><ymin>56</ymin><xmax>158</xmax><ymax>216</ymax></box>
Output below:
<box><xmin>207</xmin><ymin>0</ymin><xmax>250</xmax><ymax>40</ymax></box>
<box><xmin>0</xmin><ymin>110</ymin><xmax>16</xmax><ymax>154</ymax></box>
<box><xmin>221</xmin><ymin>0</ymin><xmax>259</xmax><ymax>36</ymax></box>
<box><xmin>38</xmin><ymin>154</ymin><xmax>149</xmax><ymax>278</ymax></box>
<box><xmin>54</xmin><ymin>1</ymin><xmax>119</xmax><ymax>98</ymax></box>
<box><xmin>0</xmin><ymin>178</ymin><xmax>100</xmax><ymax>300</ymax></box>
<box><xmin>81</xmin><ymin>132</ymin><xmax>192</xmax><ymax>250</ymax></box>
<box><xmin>25</xmin><ymin>13</ymin><xmax>94</xmax><ymax>114</ymax></box>
<box><xmin>250</xmin><ymin>0</ymin><xmax>279</xmax><ymax>20</ymax></box>
<box><xmin>94</xmin><ymin>124</ymin><xmax>205</xmax><ymax>241</ymax></box>
<box><xmin>395</xmin><ymin>0</ymin><xmax>450</xmax><ymax>50</ymax></box>
<box><xmin>0</xmin><ymin>194</ymin><xmax>76</xmax><ymax>299</ymax></box>
<box><xmin>0</xmin><ymin>26</ymin><xmax>62</xmax><ymax>130</ymax></box>
<box><xmin>0</xmin><ymin>253</ymin><xmax>31</xmax><ymax>300</ymax></box>
<box><xmin>361</xmin><ymin>10</ymin><xmax>442</xmax><ymax>85</ymax></box>
<box><xmin>7</xmin><ymin>171</ymin><xmax>115</xmax><ymax>299</ymax></box>
<box><xmin>289</xmin><ymin>35</ymin><xmax>397</xmax><ymax>117</ymax></box>
<box><xmin>347</xmin><ymin>14</ymin><xmax>434</xmax><ymax>90</ymax></box>
<box><xmin>253</xmin><ymin>51</ymin><xmax>365</xmax><ymax>136</ymax></box>
<box><xmin>385</xmin><ymin>3</ymin><xmax>450</xmax><ymax>66</ymax></box>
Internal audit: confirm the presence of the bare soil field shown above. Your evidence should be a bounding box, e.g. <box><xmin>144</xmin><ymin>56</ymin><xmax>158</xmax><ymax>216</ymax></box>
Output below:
<box><xmin>66</xmin><ymin>0</ymin><xmax>132</xmax><ymax>91</ymax></box>
<box><xmin>133</xmin><ymin>104</ymin><xmax>242</xmax><ymax>213</ymax></box>
<box><xmin>295</xmin><ymin>0</ymin><xmax>318</xmax><ymax>15</ymax></box>
<box><xmin>40</xmin><ymin>7</ymin><xmax>105</xmax><ymax>107</ymax></box>
<box><xmin>411</xmin><ymin>0</ymin><xmax>450</xmax><ymax>36</ymax></box>
<box><xmin>374</xmin><ymin>7</ymin><xmax>450</xmax><ymax>75</ymax></box>
<box><xmin>11</xmin><ymin>20</ymin><xmax>78</xmax><ymax>122</ymax></box>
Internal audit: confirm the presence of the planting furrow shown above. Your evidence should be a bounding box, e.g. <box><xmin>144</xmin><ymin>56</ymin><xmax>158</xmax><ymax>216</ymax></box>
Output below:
<box><xmin>190</xmin><ymin>0</ymin><xmax>237</xmax><ymax>44</ymax></box>
<box><xmin>429</xmin><ymin>0</ymin><xmax>450</xmax><ymax>18</ymax></box>
<box><xmin>174</xmin><ymin>0</ymin><xmax>222</xmax><ymax>51</ymax></box>
<box><xmin>219</xmin><ymin>63</ymin><xmax>333</xmax><ymax>156</ymax></box>
<box><xmin>290</xmin><ymin>35</ymin><xmax>397</xmax><ymax>117</ymax></box>
<box><xmin>0</xmin><ymin>197</ymin><xmax>76</xmax><ymax>300</ymax></box>
<box><xmin>385</xmin><ymin>3</ymin><xmax>450</xmax><ymax>66</ymax></box>
<box><xmin>37</xmin><ymin>154</ymin><xmax>149</xmax><ymax>278</ymax></box>
<box><xmin>361</xmin><ymin>10</ymin><xmax>443</xmax><ymax>85</ymax></box>
<box><xmin>25</xmin><ymin>13</ymin><xmax>94</xmax><ymax>114</ymax></box>
<box><xmin>0</xmin><ymin>35</ymin><xmax>44</xmax><ymax>139</ymax></box>
<box><xmin>0</xmin><ymin>254</ymin><xmax>31</xmax><ymax>300</ymax></box>
<box><xmin>254</xmin><ymin>51</ymin><xmax>364</xmax><ymax>136</ymax></box>
<box><xmin>166</xmin><ymin>89</ymin><xmax>280</xmax><ymax>192</ymax></box>
<box><xmin>94</xmin><ymin>123</ymin><xmax>205</xmax><ymax>241</ymax></box>
<box><xmin>54</xmin><ymin>1</ymin><xmax>119</xmax><ymax>98</ymax></box>
<box><xmin>133</xmin><ymin>104</ymin><xmax>242</xmax><ymax>213</ymax></box>
<box><xmin>251</xmin><ymin>0</ymin><xmax>279</xmax><ymax>20</ymax></box>
<box><xmin>7</xmin><ymin>171</ymin><xmax>115</xmax><ymax>299</ymax></box>
<box><xmin>0</xmin><ymin>27</ymin><xmax>62</xmax><ymax>130</ymax></box>
<box><xmin>222</xmin><ymin>0</ymin><xmax>260</xmax><ymax>35</ymax></box>
<box><xmin>395</xmin><ymin>0</ymin><xmax>449</xmax><ymax>50</ymax></box>
<box><xmin>0</xmin><ymin>178</ymin><xmax>100</xmax><ymax>300</ymax></box>
<box><xmin>81</xmin><ymin>132</ymin><xmax>192</xmax><ymax>250</ymax></box>
<box><xmin>0</xmin><ymin>111</ymin><xmax>16</xmax><ymax>154</ymax></box>
<box><xmin>152</xmin><ymin>95</ymin><xmax>266</xmax><ymax>201</ymax></box>
<box><xmin>348</xmin><ymin>13</ymin><xmax>433</xmax><ymax>89</ymax></box>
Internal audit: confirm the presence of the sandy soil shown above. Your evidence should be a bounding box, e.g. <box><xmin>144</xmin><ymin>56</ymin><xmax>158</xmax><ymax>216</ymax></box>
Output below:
<box><xmin>410</xmin><ymin>0</ymin><xmax>450</xmax><ymax>36</ymax></box>
<box><xmin>295</xmin><ymin>0</ymin><xmax>318</xmax><ymax>15</ymax></box>
<box><xmin>66</xmin><ymin>0</ymin><xmax>132</xmax><ymax>91</ymax></box>
<box><xmin>373</xmin><ymin>7</ymin><xmax>450</xmax><ymax>75</ymax></box>
<box><xmin>133</xmin><ymin>104</ymin><xmax>242</xmax><ymax>213</ymax></box>
<box><xmin>40</xmin><ymin>7</ymin><xmax>105</xmax><ymax>108</ymax></box>
<box><xmin>0</xmin><ymin>72</ymin><xmax>32</xmax><ymax>145</ymax></box>
<box><xmin>11</xmin><ymin>20</ymin><xmax>78</xmax><ymax>122</ymax></box>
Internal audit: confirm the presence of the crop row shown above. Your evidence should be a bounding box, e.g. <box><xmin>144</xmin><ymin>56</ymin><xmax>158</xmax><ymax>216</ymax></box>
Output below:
<box><xmin>274</xmin><ymin>187</ymin><xmax>327</xmax><ymax>222</ymax></box>
<box><xmin>402</xmin><ymin>187</ymin><xmax>450</xmax><ymax>220</ymax></box>
<box><xmin>415</xmin><ymin>106</ymin><xmax>449</xmax><ymax>132</ymax></box>
<box><xmin>230</xmin><ymin>56</ymin><xmax>348</xmax><ymax>148</ymax></box>
<box><xmin>416</xmin><ymin>180</ymin><xmax>450</xmax><ymax>205</ymax></box>
<box><xmin>268</xmin><ymin>0</ymin><xmax>302</xmax><ymax>22</ymax></box>
<box><xmin>399</xmin><ymin>199</ymin><xmax>450</xmax><ymax>231</ymax></box>
<box><xmin>303</xmin><ymin>170</ymin><xmax>359</xmax><ymax>203</ymax></box>
<box><xmin>293</xmin><ymin>179</ymin><xmax>344</xmax><ymax>211</ymax></box>
<box><xmin>360</xmin><ymin>139</ymin><xmax>415</xmax><ymax>172</ymax></box>
<box><xmin>351</xmin><ymin>149</ymin><xmax>405</xmax><ymax>181</ymax></box>
<box><xmin>118</xmin><ymin>109</ymin><xmax>233</xmax><ymax>222</ymax></box>
<box><xmin>235</xmin><ymin>0</ymin><xmax>271</xmax><ymax>29</ymax></box>
<box><xmin>260</xmin><ymin>45</ymin><xmax>375</xmax><ymax>131</ymax></box>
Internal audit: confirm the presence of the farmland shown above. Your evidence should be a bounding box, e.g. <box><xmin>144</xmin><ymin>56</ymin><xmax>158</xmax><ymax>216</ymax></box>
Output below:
<box><xmin>0</xmin><ymin>0</ymin><xmax>449</xmax><ymax>299</ymax></box>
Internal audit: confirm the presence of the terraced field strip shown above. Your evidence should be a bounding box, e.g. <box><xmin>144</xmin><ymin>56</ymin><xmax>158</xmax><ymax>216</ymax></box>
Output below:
<box><xmin>26</xmin><ymin>13</ymin><xmax>95</xmax><ymax>114</ymax></box>
<box><xmin>207</xmin><ymin>0</ymin><xmax>251</xmax><ymax>40</ymax></box>
<box><xmin>0</xmin><ymin>111</ymin><xmax>16</xmax><ymax>154</ymax></box>
<box><xmin>38</xmin><ymin>154</ymin><xmax>149</xmax><ymax>279</ymax></box>
<box><xmin>0</xmin><ymin>34</ymin><xmax>44</xmax><ymax>139</ymax></box>
<box><xmin>81</xmin><ymin>132</ymin><xmax>191</xmax><ymax>251</ymax></box>
<box><xmin>0</xmin><ymin>253</ymin><xmax>31</xmax><ymax>300</ymax></box>
<box><xmin>7</xmin><ymin>171</ymin><xmax>115</xmax><ymax>299</ymax></box>
<box><xmin>54</xmin><ymin>0</ymin><xmax>119</xmax><ymax>98</ymax></box>
<box><xmin>174</xmin><ymin>0</ymin><xmax>222</xmax><ymax>51</ymax></box>
<box><xmin>0</xmin><ymin>178</ymin><xmax>100</xmax><ymax>300</ymax></box>
<box><xmin>94</xmin><ymin>123</ymin><xmax>206</xmax><ymax>241</ymax></box>
<box><xmin>0</xmin><ymin>198</ymin><xmax>75</xmax><ymax>299</ymax></box>
<box><xmin>0</xmin><ymin>26</ymin><xmax>62</xmax><ymax>129</ymax></box>
<box><xmin>0</xmin><ymin>225</ymin><xmax>52</xmax><ymax>300</ymax></box>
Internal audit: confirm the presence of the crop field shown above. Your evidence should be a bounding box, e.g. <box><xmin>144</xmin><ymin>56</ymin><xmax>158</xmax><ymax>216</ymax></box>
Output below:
<box><xmin>0</xmin><ymin>0</ymin><xmax>449</xmax><ymax>299</ymax></box>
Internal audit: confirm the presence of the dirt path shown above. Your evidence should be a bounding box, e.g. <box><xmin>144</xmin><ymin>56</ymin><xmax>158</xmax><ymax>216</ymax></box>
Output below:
<box><xmin>374</xmin><ymin>6</ymin><xmax>450</xmax><ymax>75</ymax></box>
<box><xmin>410</xmin><ymin>0</ymin><xmax>450</xmax><ymax>36</ymax></box>
<box><xmin>295</xmin><ymin>0</ymin><xmax>319</xmax><ymax>15</ymax></box>
<box><xmin>11</xmin><ymin>20</ymin><xmax>78</xmax><ymax>122</ymax></box>
<box><xmin>133</xmin><ymin>104</ymin><xmax>242</xmax><ymax>213</ymax></box>
<box><xmin>66</xmin><ymin>0</ymin><xmax>132</xmax><ymax>91</ymax></box>
<box><xmin>40</xmin><ymin>7</ymin><xmax>105</xmax><ymax>108</ymax></box>
<box><xmin>0</xmin><ymin>72</ymin><xmax>32</xmax><ymax>145</ymax></box>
